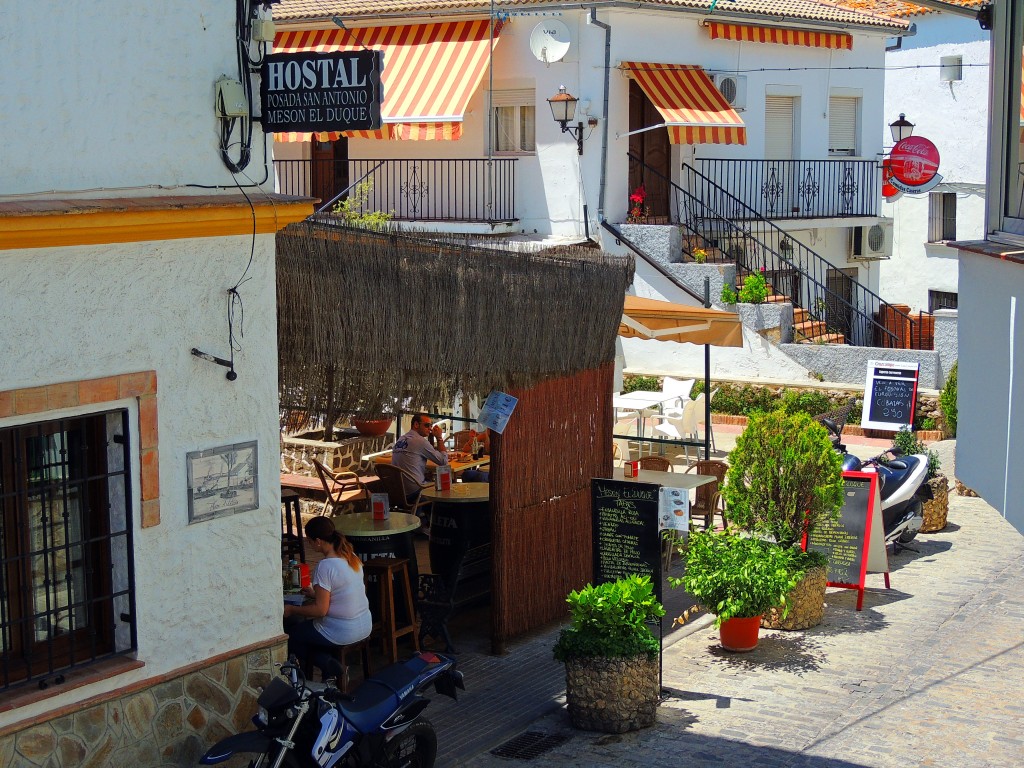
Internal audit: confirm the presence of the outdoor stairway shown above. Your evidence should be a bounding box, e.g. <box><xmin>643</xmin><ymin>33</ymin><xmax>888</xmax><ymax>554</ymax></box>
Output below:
<box><xmin>792</xmin><ymin>307</ymin><xmax>845</xmax><ymax>345</ymax></box>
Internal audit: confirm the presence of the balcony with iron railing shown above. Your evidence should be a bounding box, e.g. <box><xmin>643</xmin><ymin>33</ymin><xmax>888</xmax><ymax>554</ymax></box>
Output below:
<box><xmin>274</xmin><ymin>158</ymin><xmax>518</xmax><ymax>223</ymax></box>
<box><xmin>694</xmin><ymin>158</ymin><xmax>880</xmax><ymax>220</ymax></box>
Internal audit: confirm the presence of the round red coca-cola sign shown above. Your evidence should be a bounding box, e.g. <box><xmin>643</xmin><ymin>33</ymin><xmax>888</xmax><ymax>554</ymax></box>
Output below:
<box><xmin>890</xmin><ymin>136</ymin><xmax>940</xmax><ymax>187</ymax></box>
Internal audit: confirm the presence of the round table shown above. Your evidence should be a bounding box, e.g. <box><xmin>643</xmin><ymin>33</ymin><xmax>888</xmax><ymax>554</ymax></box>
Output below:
<box><xmin>421</xmin><ymin>482</ymin><xmax>490</xmax><ymax>503</ymax></box>
<box><xmin>333</xmin><ymin>512</ymin><xmax>421</xmax><ymax>624</ymax></box>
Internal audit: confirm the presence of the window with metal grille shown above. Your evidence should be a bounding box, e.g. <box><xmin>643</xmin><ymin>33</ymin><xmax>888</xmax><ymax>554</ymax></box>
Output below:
<box><xmin>928</xmin><ymin>192</ymin><xmax>957</xmax><ymax>242</ymax></box>
<box><xmin>0</xmin><ymin>410</ymin><xmax>136</xmax><ymax>691</ymax></box>
<box><xmin>492</xmin><ymin>89</ymin><xmax>536</xmax><ymax>154</ymax></box>
<box><xmin>928</xmin><ymin>289</ymin><xmax>958</xmax><ymax>312</ymax></box>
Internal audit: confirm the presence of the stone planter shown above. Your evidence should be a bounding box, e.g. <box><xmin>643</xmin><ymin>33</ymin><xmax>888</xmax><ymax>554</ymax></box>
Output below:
<box><xmin>920</xmin><ymin>474</ymin><xmax>950</xmax><ymax>532</ymax></box>
<box><xmin>564</xmin><ymin>655</ymin><xmax>659</xmax><ymax>733</ymax></box>
<box><xmin>761</xmin><ymin>565</ymin><xmax>827</xmax><ymax>631</ymax></box>
<box><xmin>954</xmin><ymin>478</ymin><xmax>979</xmax><ymax>497</ymax></box>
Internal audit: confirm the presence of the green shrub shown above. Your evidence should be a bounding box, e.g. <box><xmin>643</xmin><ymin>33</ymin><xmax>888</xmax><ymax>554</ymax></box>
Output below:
<box><xmin>939</xmin><ymin>361</ymin><xmax>958</xmax><ymax>437</ymax></box>
<box><xmin>332</xmin><ymin>180</ymin><xmax>393</xmax><ymax>229</ymax></box>
<box><xmin>919</xmin><ymin>416</ymin><xmax>937</xmax><ymax>431</ymax></box>
<box><xmin>778</xmin><ymin>389</ymin><xmax>833</xmax><ymax>418</ymax></box>
<box><xmin>671</xmin><ymin>532</ymin><xmax>804</xmax><ymax>627</ymax></box>
<box><xmin>553</xmin><ymin>576</ymin><xmax>665</xmax><ymax>661</ymax></box>
<box><xmin>891</xmin><ymin>426</ymin><xmax>941</xmax><ymax>479</ymax></box>
<box><xmin>738</xmin><ymin>270</ymin><xmax>769</xmax><ymax>304</ymax></box>
<box><xmin>720</xmin><ymin>283</ymin><xmax>738</xmax><ymax>304</ymax></box>
<box><xmin>724</xmin><ymin>410</ymin><xmax>844</xmax><ymax>548</ymax></box>
<box><xmin>622</xmin><ymin>374</ymin><xmax>660</xmax><ymax>394</ymax></box>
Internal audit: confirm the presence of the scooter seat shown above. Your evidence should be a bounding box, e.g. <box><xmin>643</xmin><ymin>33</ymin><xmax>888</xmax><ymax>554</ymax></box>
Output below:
<box><xmin>877</xmin><ymin>455</ymin><xmax>921</xmax><ymax>501</ymax></box>
<box><xmin>337</xmin><ymin>654</ymin><xmax>431</xmax><ymax>733</ymax></box>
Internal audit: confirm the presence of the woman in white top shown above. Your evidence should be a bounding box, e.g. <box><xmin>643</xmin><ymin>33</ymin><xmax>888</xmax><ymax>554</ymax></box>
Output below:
<box><xmin>284</xmin><ymin>516</ymin><xmax>372</xmax><ymax>663</ymax></box>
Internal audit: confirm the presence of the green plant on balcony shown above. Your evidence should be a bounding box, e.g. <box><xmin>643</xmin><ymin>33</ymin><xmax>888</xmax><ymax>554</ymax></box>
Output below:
<box><xmin>332</xmin><ymin>180</ymin><xmax>393</xmax><ymax>229</ymax></box>
<box><xmin>692</xmin><ymin>247</ymin><xmax>708</xmax><ymax>264</ymax></box>
<box><xmin>720</xmin><ymin>283</ymin><xmax>738</xmax><ymax>304</ymax></box>
<box><xmin>738</xmin><ymin>269</ymin><xmax>768</xmax><ymax>304</ymax></box>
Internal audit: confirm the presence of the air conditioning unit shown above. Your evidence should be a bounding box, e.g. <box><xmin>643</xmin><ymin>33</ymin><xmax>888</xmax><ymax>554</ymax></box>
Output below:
<box><xmin>849</xmin><ymin>221</ymin><xmax>893</xmax><ymax>261</ymax></box>
<box><xmin>709</xmin><ymin>72</ymin><xmax>747</xmax><ymax>110</ymax></box>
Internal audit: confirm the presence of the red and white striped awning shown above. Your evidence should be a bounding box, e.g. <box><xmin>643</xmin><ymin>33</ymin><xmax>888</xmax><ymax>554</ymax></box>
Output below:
<box><xmin>274</xmin><ymin>19</ymin><xmax>504</xmax><ymax>142</ymax></box>
<box><xmin>621</xmin><ymin>62</ymin><xmax>746</xmax><ymax>145</ymax></box>
<box><xmin>706</xmin><ymin>21</ymin><xmax>853</xmax><ymax>50</ymax></box>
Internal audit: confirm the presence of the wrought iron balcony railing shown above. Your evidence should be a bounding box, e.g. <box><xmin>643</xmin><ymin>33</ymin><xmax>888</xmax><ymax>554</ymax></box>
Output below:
<box><xmin>694</xmin><ymin>158</ymin><xmax>879</xmax><ymax>220</ymax></box>
<box><xmin>274</xmin><ymin>158</ymin><xmax>518</xmax><ymax>223</ymax></box>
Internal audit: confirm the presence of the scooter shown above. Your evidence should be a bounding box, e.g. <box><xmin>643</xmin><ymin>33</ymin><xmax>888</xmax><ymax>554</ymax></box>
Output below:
<box><xmin>820</xmin><ymin>417</ymin><xmax>930</xmax><ymax>547</ymax></box>
<box><xmin>200</xmin><ymin>651</ymin><xmax>464</xmax><ymax>768</ymax></box>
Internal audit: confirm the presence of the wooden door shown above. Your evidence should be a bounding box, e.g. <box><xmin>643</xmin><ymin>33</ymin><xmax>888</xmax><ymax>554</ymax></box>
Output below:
<box><xmin>311</xmin><ymin>138</ymin><xmax>349</xmax><ymax>209</ymax></box>
<box><xmin>628</xmin><ymin>81</ymin><xmax>671</xmax><ymax>220</ymax></box>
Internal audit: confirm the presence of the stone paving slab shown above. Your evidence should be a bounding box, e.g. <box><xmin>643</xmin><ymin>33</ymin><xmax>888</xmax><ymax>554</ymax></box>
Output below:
<box><xmin>458</xmin><ymin>441</ymin><xmax>1024</xmax><ymax>768</ymax></box>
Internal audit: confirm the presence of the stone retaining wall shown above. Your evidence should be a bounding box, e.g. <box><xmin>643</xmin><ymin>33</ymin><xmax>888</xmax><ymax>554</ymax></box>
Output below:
<box><xmin>0</xmin><ymin>637</ymin><xmax>287</xmax><ymax>768</ymax></box>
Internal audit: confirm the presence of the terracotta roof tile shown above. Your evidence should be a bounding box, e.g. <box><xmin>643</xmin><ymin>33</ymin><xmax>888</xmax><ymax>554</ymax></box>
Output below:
<box><xmin>274</xmin><ymin>0</ymin><xmax>909</xmax><ymax>30</ymax></box>
<box><xmin>830</xmin><ymin>0</ymin><xmax>985</xmax><ymax>19</ymax></box>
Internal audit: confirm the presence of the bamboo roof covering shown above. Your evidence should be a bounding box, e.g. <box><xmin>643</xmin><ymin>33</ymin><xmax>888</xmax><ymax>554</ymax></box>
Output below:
<box><xmin>277</xmin><ymin>222</ymin><xmax>634</xmax><ymax>423</ymax></box>
<box><xmin>620</xmin><ymin>295</ymin><xmax>743</xmax><ymax>347</ymax></box>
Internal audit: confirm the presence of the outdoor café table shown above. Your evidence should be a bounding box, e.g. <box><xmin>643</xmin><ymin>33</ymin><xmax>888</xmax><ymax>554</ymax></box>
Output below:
<box><xmin>612</xmin><ymin>391</ymin><xmax>676</xmax><ymax>438</ymax></box>
<box><xmin>420</xmin><ymin>483</ymin><xmax>491</xmax><ymax>615</ymax></box>
<box><xmin>372</xmin><ymin>451</ymin><xmax>490</xmax><ymax>476</ymax></box>
<box><xmin>333</xmin><ymin>512</ymin><xmax>421</xmax><ymax>626</ymax></box>
<box><xmin>611</xmin><ymin>467</ymin><xmax>717</xmax><ymax>490</ymax></box>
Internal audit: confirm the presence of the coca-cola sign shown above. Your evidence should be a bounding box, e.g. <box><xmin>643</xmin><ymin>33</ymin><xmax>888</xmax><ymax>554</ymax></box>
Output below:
<box><xmin>889</xmin><ymin>136</ymin><xmax>940</xmax><ymax>188</ymax></box>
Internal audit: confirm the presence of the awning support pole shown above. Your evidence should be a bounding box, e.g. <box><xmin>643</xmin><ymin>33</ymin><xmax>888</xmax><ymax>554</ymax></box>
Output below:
<box><xmin>704</xmin><ymin>277</ymin><xmax>712</xmax><ymax>461</ymax></box>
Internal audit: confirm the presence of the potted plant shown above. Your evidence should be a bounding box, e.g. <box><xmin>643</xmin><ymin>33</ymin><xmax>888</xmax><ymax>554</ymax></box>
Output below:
<box><xmin>692</xmin><ymin>247</ymin><xmax>708</xmax><ymax>264</ymax></box>
<box><xmin>673</xmin><ymin>531</ymin><xmax>803</xmax><ymax>651</ymax></box>
<box><xmin>722</xmin><ymin>409</ymin><xmax>844</xmax><ymax>630</ymax></box>
<box><xmin>891</xmin><ymin>426</ymin><xmax>948</xmax><ymax>532</ymax></box>
<box><xmin>553</xmin><ymin>575</ymin><xmax>664</xmax><ymax>733</ymax></box>
<box><xmin>626</xmin><ymin>185</ymin><xmax>650</xmax><ymax>224</ymax></box>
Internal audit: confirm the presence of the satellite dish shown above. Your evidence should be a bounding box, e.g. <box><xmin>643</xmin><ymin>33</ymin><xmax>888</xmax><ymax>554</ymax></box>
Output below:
<box><xmin>529</xmin><ymin>20</ymin><xmax>571</xmax><ymax>64</ymax></box>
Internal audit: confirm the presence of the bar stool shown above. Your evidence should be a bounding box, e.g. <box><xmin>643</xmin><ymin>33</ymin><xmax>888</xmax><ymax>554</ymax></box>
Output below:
<box><xmin>364</xmin><ymin>557</ymin><xmax>419</xmax><ymax>662</ymax></box>
<box><xmin>306</xmin><ymin>637</ymin><xmax>373</xmax><ymax>692</ymax></box>
<box><xmin>281</xmin><ymin>489</ymin><xmax>304</xmax><ymax>564</ymax></box>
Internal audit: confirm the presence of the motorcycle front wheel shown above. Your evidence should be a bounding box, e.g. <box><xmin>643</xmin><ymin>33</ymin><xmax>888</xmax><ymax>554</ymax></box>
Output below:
<box><xmin>381</xmin><ymin>718</ymin><xmax>438</xmax><ymax>768</ymax></box>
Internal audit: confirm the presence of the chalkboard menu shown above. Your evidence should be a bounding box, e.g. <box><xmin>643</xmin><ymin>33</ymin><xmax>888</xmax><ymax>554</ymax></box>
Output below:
<box><xmin>806</xmin><ymin>476</ymin><xmax>874</xmax><ymax>587</ymax></box>
<box><xmin>861</xmin><ymin>360</ymin><xmax>919</xmax><ymax>431</ymax></box>
<box><xmin>591</xmin><ymin>479</ymin><xmax>662</xmax><ymax>602</ymax></box>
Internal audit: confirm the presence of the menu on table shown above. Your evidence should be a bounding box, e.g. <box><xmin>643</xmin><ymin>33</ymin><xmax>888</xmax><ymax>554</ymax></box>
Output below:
<box><xmin>591</xmin><ymin>478</ymin><xmax>662</xmax><ymax>602</ymax></box>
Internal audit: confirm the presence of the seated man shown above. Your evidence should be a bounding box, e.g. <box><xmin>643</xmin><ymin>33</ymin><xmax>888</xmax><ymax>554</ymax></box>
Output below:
<box><xmin>392</xmin><ymin>413</ymin><xmax>448</xmax><ymax>501</ymax></box>
<box><xmin>457</xmin><ymin>428</ymin><xmax>490</xmax><ymax>483</ymax></box>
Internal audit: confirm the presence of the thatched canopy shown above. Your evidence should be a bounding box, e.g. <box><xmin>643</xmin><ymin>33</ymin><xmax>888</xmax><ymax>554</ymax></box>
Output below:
<box><xmin>277</xmin><ymin>222</ymin><xmax>634</xmax><ymax>425</ymax></box>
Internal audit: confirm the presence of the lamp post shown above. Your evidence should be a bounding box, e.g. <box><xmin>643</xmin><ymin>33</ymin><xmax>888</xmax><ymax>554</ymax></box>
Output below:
<box><xmin>548</xmin><ymin>85</ymin><xmax>584</xmax><ymax>155</ymax></box>
<box><xmin>889</xmin><ymin>113</ymin><xmax>915</xmax><ymax>143</ymax></box>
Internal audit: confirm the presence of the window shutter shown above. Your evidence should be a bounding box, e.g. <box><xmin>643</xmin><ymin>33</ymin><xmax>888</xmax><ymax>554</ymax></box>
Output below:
<box><xmin>490</xmin><ymin>89</ymin><xmax>535</xmax><ymax>108</ymax></box>
<box><xmin>764</xmin><ymin>96</ymin><xmax>795</xmax><ymax>160</ymax></box>
<box><xmin>928</xmin><ymin>192</ymin><xmax>942</xmax><ymax>242</ymax></box>
<box><xmin>828</xmin><ymin>96</ymin><xmax>858</xmax><ymax>155</ymax></box>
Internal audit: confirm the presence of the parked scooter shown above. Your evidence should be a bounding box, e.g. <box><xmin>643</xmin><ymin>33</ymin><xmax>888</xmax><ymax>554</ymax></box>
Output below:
<box><xmin>200</xmin><ymin>651</ymin><xmax>464</xmax><ymax>768</ymax></box>
<box><xmin>820</xmin><ymin>417</ymin><xmax>930</xmax><ymax>546</ymax></box>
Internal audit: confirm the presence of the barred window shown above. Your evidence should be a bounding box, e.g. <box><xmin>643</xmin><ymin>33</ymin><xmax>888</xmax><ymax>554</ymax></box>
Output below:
<box><xmin>0</xmin><ymin>410</ymin><xmax>136</xmax><ymax>691</ymax></box>
<box><xmin>928</xmin><ymin>290</ymin><xmax>958</xmax><ymax>312</ymax></box>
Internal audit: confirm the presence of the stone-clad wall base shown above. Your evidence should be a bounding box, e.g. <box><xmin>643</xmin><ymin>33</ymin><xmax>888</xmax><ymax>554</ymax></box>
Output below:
<box><xmin>0</xmin><ymin>639</ymin><xmax>287</xmax><ymax>768</ymax></box>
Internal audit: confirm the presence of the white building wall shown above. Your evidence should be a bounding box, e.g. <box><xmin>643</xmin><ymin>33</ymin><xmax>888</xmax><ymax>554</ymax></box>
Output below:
<box><xmin>879</xmin><ymin>15</ymin><xmax>990</xmax><ymax>311</ymax></box>
<box><xmin>2</xmin><ymin>1</ymin><xmax>282</xmax><ymax>724</ymax></box>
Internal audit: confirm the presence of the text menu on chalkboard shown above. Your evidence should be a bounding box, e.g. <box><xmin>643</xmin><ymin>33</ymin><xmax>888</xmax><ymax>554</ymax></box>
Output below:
<box><xmin>861</xmin><ymin>360</ymin><xmax>919</xmax><ymax>431</ymax></box>
<box><xmin>806</xmin><ymin>477</ymin><xmax>874</xmax><ymax>586</ymax></box>
<box><xmin>591</xmin><ymin>479</ymin><xmax>662</xmax><ymax>602</ymax></box>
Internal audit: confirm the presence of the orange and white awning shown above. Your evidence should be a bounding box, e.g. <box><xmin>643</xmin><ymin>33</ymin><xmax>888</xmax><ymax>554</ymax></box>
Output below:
<box><xmin>706</xmin><ymin>21</ymin><xmax>852</xmax><ymax>50</ymax></box>
<box><xmin>621</xmin><ymin>62</ymin><xmax>746</xmax><ymax>145</ymax></box>
<box><xmin>274</xmin><ymin>19</ymin><xmax>504</xmax><ymax>141</ymax></box>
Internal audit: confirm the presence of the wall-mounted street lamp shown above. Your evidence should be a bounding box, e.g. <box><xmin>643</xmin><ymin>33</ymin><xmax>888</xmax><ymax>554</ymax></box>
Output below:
<box><xmin>889</xmin><ymin>113</ymin><xmax>915</xmax><ymax>143</ymax></box>
<box><xmin>548</xmin><ymin>85</ymin><xmax>584</xmax><ymax>155</ymax></box>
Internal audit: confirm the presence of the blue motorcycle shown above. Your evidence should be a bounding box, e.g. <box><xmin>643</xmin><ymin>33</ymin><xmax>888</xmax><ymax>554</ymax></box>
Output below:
<box><xmin>200</xmin><ymin>651</ymin><xmax>464</xmax><ymax>768</ymax></box>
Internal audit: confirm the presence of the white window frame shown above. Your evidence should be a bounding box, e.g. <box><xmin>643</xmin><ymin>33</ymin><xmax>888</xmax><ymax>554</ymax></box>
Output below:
<box><xmin>828</xmin><ymin>95</ymin><xmax>860</xmax><ymax>157</ymax></box>
<box><xmin>988</xmin><ymin>0</ymin><xmax>1024</xmax><ymax>239</ymax></box>
<box><xmin>490</xmin><ymin>89</ymin><xmax>536</xmax><ymax>155</ymax></box>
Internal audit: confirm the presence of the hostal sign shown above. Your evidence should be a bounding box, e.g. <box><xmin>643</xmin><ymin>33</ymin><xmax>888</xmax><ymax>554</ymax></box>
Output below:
<box><xmin>260</xmin><ymin>50</ymin><xmax>382</xmax><ymax>133</ymax></box>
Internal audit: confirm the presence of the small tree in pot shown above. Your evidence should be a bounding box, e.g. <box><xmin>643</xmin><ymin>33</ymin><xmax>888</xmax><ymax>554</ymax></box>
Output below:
<box><xmin>553</xmin><ymin>576</ymin><xmax>664</xmax><ymax>733</ymax></box>
<box><xmin>891</xmin><ymin>426</ymin><xmax>948</xmax><ymax>533</ymax></box>
<box><xmin>722</xmin><ymin>410</ymin><xmax>844</xmax><ymax>630</ymax></box>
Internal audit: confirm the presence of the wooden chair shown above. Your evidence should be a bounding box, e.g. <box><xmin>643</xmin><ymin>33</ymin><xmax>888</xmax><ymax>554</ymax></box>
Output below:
<box><xmin>312</xmin><ymin>459</ymin><xmax>368</xmax><ymax>516</ymax></box>
<box><xmin>374</xmin><ymin>463</ymin><xmax>433</xmax><ymax>521</ymax></box>
<box><xmin>637</xmin><ymin>455</ymin><xmax>673</xmax><ymax>473</ymax></box>
<box><xmin>686</xmin><ymin>460</ymin><xmax>729</xmax><ymax>530</ymax></box>
<box><xmin>451</xmin><ymin>430</ymin><xmax>476</xmax><ymax>452</ymax></box>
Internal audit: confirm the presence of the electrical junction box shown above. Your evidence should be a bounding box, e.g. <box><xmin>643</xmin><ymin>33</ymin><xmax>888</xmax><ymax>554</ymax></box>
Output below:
<box><xmin>215</xmin><ymin>76</ymin><xmax>248</xmax><ymax>117</ymax></box>
<box><xmin>252</xmin><ymin>19</ymin><xmax>276</xmax><ymax>42</ymax></box>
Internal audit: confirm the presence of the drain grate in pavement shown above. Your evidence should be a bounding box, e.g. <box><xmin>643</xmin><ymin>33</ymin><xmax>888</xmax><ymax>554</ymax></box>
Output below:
<box><xmin>490</xmin><ymin>731</ymin><xmax>570</xmax><ymax>761</ymax></box>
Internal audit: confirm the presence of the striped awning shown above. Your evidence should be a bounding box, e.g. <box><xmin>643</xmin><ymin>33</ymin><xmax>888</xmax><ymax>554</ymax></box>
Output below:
<box><xmin>621</xmin><ymin>62</ymin><xmax>746</xmax><ymax>145</ymax></box>
<box><xmin>274</xmin><ymin>19</ymin><xmax>504</xmax><ymax>141</ymax></box>
<box><xmin>706</xmin><ymin>21</ymin><xmax>853</xmax><ymax>50</ymax></box>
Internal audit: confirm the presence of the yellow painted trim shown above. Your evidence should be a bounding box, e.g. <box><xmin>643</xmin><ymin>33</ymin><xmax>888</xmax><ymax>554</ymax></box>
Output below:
<box><xmin>0</xmin><ymin>201</ymin><xmax>313</xmax><ymax>250</ymax></box>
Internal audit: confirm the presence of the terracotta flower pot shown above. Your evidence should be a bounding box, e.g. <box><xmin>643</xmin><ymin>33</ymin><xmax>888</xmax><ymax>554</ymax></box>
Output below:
<box><xmin>351</xmin><ymin>418</ymin><xmax>393</xmax><ymax>437</ymax></box>
<box><xmin>719</xmin><ymin>615</ymin><xmax>762</xmax><ymax>652</ymax></box>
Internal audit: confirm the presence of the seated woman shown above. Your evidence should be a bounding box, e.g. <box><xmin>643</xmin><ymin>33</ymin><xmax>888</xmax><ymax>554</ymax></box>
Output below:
<box><xmin>458</xmin><ymin>429</ymin><xmax>491</xmax><ymax>483</ymax></box>
<box><xmin>283</xmin><ymin>516</ymin><xmax>371</xmax><ymax>668</ymax></box>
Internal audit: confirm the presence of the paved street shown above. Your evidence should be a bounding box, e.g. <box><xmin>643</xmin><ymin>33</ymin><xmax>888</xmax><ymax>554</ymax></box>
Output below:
<box><xmin>451</xmin><ymin>441</ymin><xmax>1024</xmax><ymax>767</ymax></box>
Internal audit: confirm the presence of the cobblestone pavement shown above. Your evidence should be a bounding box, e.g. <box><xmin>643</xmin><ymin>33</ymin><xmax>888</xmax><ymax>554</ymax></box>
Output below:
<box><xmin>460</xmin><ymin>441</ymin><xmax>1024</xmax><ymax>768</ymax></box>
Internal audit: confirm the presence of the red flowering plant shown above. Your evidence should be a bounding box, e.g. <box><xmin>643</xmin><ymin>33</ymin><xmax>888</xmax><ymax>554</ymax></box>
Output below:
<box><xmin>626</xmin><ymin>184</ymin><xmax>651</xmax><ymax>223</ymax></box>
